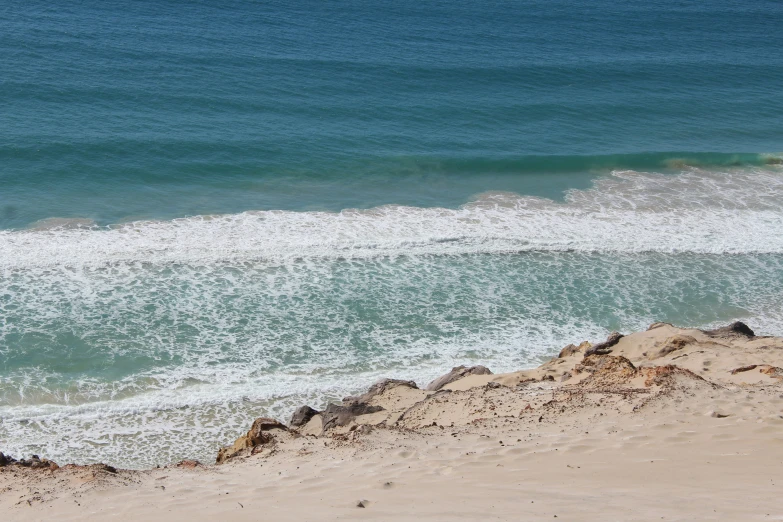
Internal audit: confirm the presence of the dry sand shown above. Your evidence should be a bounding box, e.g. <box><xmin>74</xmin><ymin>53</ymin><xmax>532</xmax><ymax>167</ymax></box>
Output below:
<box><xmin>2</xmin><ymin>322</ymin><xmax>783</xmax><ymax>521</ymax></box>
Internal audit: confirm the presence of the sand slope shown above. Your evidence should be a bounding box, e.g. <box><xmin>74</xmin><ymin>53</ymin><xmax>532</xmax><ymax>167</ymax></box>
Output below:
<box><xmin>2</xmin><ymin>322</ymin><xmax>783</xmax><ymax>521</ymax></box>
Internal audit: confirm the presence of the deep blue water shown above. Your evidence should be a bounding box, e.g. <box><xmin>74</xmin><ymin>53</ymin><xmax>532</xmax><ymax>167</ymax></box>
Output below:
<box><xmin>1</xmin><ymin>0</ymin><xmax>782</xmax><ymax>227</ymax></box>
<box><xmin>1</xmin><ymin>0</ymin><xmax>782</xmax><ymax>468</ymax></box>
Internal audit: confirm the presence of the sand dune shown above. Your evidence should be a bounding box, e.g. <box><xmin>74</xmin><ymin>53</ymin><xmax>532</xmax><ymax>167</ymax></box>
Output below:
<box><xmin>2</xmin><ymin>322</ymin><xmax>783</xmax><ymax>521</ymax></box>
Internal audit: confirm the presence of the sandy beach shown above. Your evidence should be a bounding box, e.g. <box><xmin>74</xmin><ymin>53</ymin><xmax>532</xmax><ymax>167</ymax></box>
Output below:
<box><xmin>2</xmin><ymin>321</ymin><xmax>783</xmax><ymax>521</ymax></box>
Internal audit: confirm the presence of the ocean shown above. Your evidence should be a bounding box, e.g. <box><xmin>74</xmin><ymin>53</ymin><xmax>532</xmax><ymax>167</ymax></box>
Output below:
<box><xmin>1</xmin><ymin>0</ymin><xmax>782</xmax><ymax>468</ymax></box>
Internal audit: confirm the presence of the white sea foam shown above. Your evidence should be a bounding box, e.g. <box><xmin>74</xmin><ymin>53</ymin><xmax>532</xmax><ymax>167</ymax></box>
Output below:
<box><xmin>1</xmin><ymin>167</ymin><xmax>782</xmax><ymax>269</ymax></box>
<box><xmin>0</xmin><ymin>318</ymin><xmax>608</xmax><ymax>468</ymax></box>
<box><xmin>1</xmin><ymin>167</ymin><xmax>783</xmax><ymax>468</ymax></box>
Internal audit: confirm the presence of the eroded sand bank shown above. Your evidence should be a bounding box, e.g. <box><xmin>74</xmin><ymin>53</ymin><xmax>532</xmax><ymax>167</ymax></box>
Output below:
<box><xmin>2</xmin><ymin>322</ymin><xmax>783</xmax><ymax>521</ymax></box>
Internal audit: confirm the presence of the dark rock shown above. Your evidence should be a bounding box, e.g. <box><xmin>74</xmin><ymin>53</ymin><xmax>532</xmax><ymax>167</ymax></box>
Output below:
<box><xmin>425</xmin><ymin>366</ymin><xmax>492</xmax><ymax>391</ymax></box>
<box><xmin>730</xmin><ymin>364</ymin><xmax>758</xmax><ymax>375</ymax></box>
<box><xmin>704</xmin><ymin>321</ymin><xmax>755</xmax><ymax>338</ymax></box>
<box><xmin>320</xmin><ymin>378</ymin><xmax>418</xmax><ymax>433</ymax></box>
<box><xmin>14</xmin><ymin>455</ymin><xmax>59</xmax><ymax>471</ymax></box>
<box><xmin>321</xmin><ymin>402</ymin><xmax>384</xmax><ymax>432</ymax></box>
<box><xmin>290</xmin><ymin>405</ymin><xmax>320</xmax><ymax>428</ymax></box>
<box><xmin>0</xmin><ymin>452</ymin><xmax>13</xmax><ymax>467</ymax></box>
<box><xmin>584</xmin><ymin>332</ymin><xmax>623</xmax><ymax>357</ymax></box>
<box><xmin>301</xmin><ymin>379</ymin><xmax>420</xmax><ymax>434</ymax></box>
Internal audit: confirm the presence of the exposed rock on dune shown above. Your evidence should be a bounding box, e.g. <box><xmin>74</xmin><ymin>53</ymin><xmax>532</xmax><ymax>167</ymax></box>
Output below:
<box><xmin>584</xmin><ymin>331</ymin><xmax>623</xmax><ymax>356</ymax></box>
<box><xmin>175</xmin><ymin>460</ymin><xmax>201</xmax><ymax>469</ymax></box>
<box><xmin>759</xmin><ymin>365</ymin><xmax>783</xmax><ymax>379</ymax></box>
<box><xmin>215</xmin><ymin>417</ymin><xmax>289</xmax><ymax>464</ymax></box>
<box><xmin>40</xmin><ymin>320</ymin><xmax>779</xmax><ymax>467</ymax></box>
<box><xmin>5</xmin><ymin>321</ymin><xmax>783</xmax><ymax>521</ymax></box>
<box><xmin>217</xmin><ymin>321</ymin><xmax>781</xmax><ymax>466</ymax></box>
<box><xmin>270</xmin><ymin>320</ymin><xmax>783</xmax><ymax>438</ymax></box>
<box><xmin>648</xmin><ymin>334</ymin><xmax>697</xmax><ymax>359</ymax></box>
<box><xmin>349</xmin><ymin>378</ymin><xmax>418</xmax><ymax>403</ymax></box>
<box><xmin>558</xmin><ymin>340</ymin><xmax>591</xmax><ymax>358</ymax></box>
<box><xmin>0</xmin><ymin>453</ymin><xmax>59</xmax><ymax>471</ymax></box>
<box><xmin>0</xmin><ymin>452</ymin><xmax>11</xmax><ymax>467</ymax></box>
<box><xmin>290</xmin><ymin>405</ymin><xmax>320</xmax><ymax>427</ymax></box>
<box><xmin>320</xmin><ymin>401</ymin><xmax>385</xmax><ymax>433</ymax></box>
<box><xmin>704</xmin><ymin>320</ymin><xmax>755</xmax><ymax>338</ymax></box>
<box><xmin>425</xmin><ymin>365</ymin><xmax>492</xmax><ymax>391</ymax></box>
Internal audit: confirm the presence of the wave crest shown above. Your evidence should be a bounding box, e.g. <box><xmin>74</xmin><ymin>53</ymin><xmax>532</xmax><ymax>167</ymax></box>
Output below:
<box><xmin>1</xmin><ymin>167</ymin><xmax>782</xmax><ymax>268</ymax></box>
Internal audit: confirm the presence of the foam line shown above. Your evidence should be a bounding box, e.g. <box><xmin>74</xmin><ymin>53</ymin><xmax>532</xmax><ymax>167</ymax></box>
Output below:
<box><xmin>1</xmin><ymin>166</ymin><xmax>783</xmax><ymax>468</ymax></box>
<box><xmin>2</xmin><ymin>167</ymin><xmax>783</xmax><ymax>269</ymax></box>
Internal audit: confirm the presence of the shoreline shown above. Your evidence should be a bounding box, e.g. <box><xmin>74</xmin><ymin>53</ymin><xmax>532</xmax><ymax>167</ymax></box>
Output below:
<box><xmin>2</xmin><ymin>321</ymin><xmax>783</xmax><ymax>520</ymax></box>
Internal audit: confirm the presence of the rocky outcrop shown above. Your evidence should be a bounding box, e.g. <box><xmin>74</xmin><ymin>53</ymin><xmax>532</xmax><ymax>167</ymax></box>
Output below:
<box><xmin>216</xmin><ymin>417</ymin><xmax>288</xmax><ymax>464</ymax></box>
<box><xmin>730</xmin><ymin>364</ymin><xmax>758</xmax><ymax>374</ymax></box>
<box><xmin>584</xmin><ymin>332</ymin><xmax>623</xmax><ymax>356</ymax></box>
<box><xmin>321</xmin><ymin>402</ymin><xmax>384</xmax><ymax>432</ymax></box>
<box><xmin>246</xmin><ymin>417</ymin><xmax>288</xmax><ymax>444</ymax></box>
<box><xmin>573</xmin><ymin>355</ymin><xmax>638</xmax><ymax>387</ymax></box>
<box><xmin>176</xmin><ymin>460</ymin><xmax>201</xmax><ymax>469</ymax></box>
<box><xmin>0</xmin><ymin>452</ymin><xmax>12</xmax><ymax>466</ymax></box>
<box><xmin>639</xmin><ymin>365</ymin><xmax>711</xmax><ymax>389</ymax></box>
<box><xmin>349</xmin><ymin>378</ymin><xmax>418</xmax><ymax>402</ymax></box>
<box><xmin>704</xmin><ymin>321</ymin><xmax>755</xmax><ymax>338</ymax></box>
<box><xmin>318</xmin><ymin>379</ymin><xmax>418</xmax><ymax>433</ymax></box>
<box><xmin>290</xmin><ymin>405</ymin><xmax>320</xmax><ymax>427</ymax></box>
<box><xmin>425</xmin><ymin>366</ymin><xmax>492</xmax><ymax>391</ymax></box>
<box><xmin>558</xmin><ymin>341</ymin><xmax>591</xmax><ymax>359</ymax></box>
<box><xmin>759</xmin><ymin>365</ymin><xmax>783</xmax><ymax>379</ymax></box>
<box><xmin>647</xmin><ymin>322</ymin><xmax>673</xmax><ymax>330</ymax></box>
<box><xmin>199</xmin><ymin>320</ymin><xmax>783</xmax><ymax>475</ymax></box>
<box><xmin>0</xmin><ymin>453</ymin><xmax>59</xmax><ymax>470</ymax></box>
<box><xmin>651</xmin><ymin>335</ymin><xmax>697</xmax><ymax>359</ymax></box>
<box><xmin>572</xmin><ymin>354</ymin><xmax>711</xmax><ymax>392</ymax></box>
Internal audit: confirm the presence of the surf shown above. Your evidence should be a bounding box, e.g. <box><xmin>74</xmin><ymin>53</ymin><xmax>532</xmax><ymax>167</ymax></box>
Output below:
<box><xmin>2</xmin><ymin>166</ymin><xmax>782</xmax><ymax>270</ymax></box>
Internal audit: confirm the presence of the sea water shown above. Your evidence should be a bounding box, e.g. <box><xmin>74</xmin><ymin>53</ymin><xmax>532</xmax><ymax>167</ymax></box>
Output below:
<box><xmin>1</xmin><ymin>0</ymin><xmax>782</xmax><ymax>467</ymax></box>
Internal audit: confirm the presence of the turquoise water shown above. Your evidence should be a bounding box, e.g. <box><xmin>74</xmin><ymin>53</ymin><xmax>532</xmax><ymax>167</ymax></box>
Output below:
<box><xmin>1</xmin><ymin>0</ymin><xmax>783</xmax><ymax>467</ymax></box>
<box><xmin>3</xmin><ymin>0</ymin><xmax>783</xmax><ymax>227</ymax></box>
